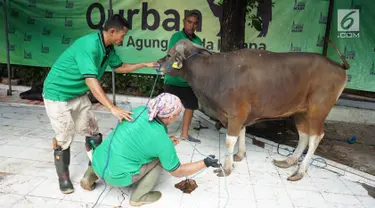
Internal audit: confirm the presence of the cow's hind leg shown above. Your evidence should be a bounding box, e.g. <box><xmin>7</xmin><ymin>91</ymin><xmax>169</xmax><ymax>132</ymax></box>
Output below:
<box><xmin>234</xmin><ymin>127</ymin><xmax>246</xmax><ymax>161</ymax></box>
<box><xmin>273</xmin><ymin>113</ymin><xmax>309</xmax><ymax>168</ymax></box>
<box><xmin>288</xmin><ymin>115</ymin><xmax>325</xmax><ymax>181</ymax></box>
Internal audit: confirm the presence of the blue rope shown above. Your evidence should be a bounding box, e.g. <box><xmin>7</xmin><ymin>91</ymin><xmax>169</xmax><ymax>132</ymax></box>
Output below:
<box><xmin>92</xmin><ymin>73</ymin><xmax>160</xmax><ymax>208</ymax></box>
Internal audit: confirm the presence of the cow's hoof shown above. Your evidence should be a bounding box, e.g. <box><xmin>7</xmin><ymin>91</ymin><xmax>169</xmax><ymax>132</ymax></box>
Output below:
<box><xmin>273</xmin><ymin>159</ymin><xmax>295</xmax><ymax>169</ymax></box>
<box><xmin>287</xmin><ymin>171</ymin><xmax>304</xmax><ymax>181</ymax></box>
<box><xmin>215</xmin><ymin>169</ymin><xmax>231</xmax><ymax>177</ymax></box>
<box><xmin>233</xmin><ymin>153</ymin><xmax>245</xmax><ymax>162</ymax></box>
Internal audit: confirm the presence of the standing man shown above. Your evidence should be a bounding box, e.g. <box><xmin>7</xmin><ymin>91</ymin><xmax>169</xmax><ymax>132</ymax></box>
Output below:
<box><xmin>42</xmin><ymin>14</ymin><xmax>158</xmax><ymax>194</ymax></box>
<box><xmin>163</xmin><ymin>11</ymin><xmax>203</xmax><ymax>144</ymax></box>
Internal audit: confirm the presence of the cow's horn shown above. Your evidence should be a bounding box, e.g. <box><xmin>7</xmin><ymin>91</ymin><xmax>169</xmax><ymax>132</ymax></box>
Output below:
<box><xmin>175</xmin><ymin>44</ymin><xmax>186</xmax><ymax>59</ymax></box>
<box><xmin>192</xmin><ymin>43</ymin><xmax>214</xmax><ymax>54</ymax></box>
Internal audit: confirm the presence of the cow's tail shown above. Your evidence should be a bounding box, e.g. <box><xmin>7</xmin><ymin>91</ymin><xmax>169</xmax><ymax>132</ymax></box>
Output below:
<box><xmin>324</xmin><ymin>38</ymin><xmax>350</xmax><ymax>70</ymax></box>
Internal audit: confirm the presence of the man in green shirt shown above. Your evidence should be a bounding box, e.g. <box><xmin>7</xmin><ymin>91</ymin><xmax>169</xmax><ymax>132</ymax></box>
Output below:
<box><xmin>42</xmin><ymin>14</ymin><xmax>158</xmax><ymax>194</ymax></box>
<box><xmin>163</xmin><ymin>11</ymin><xmax>203</xmax><ymax>144</ymax></box>
<box><xmin>90</xmin><ymin>93</ymin><xmax>220</xmax><ymax>206</ymax></box>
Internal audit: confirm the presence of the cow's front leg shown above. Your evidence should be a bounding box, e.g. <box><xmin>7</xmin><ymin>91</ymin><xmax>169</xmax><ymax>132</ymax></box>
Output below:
<box><xmin>234</xmin><ymin>127</ymin><xmax>246</xmax><ymax>161</ymax></box>
<box><xmin>215</xmin><ymin>133</ymin><xmax>238</xmax><ymax>177</ymax></box>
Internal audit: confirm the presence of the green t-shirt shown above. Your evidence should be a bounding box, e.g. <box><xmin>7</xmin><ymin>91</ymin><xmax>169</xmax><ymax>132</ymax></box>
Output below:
<box><xmin>164</xmin><ymin>30</ymin><xmax>203</xmax><ymax>87</ymax></box>
<box><xmin>43</xmin><ymin>30</ymin><xmax>123</xmax><ymax>101</ymax></box>
<box><xmin>92</xmin><ymin>106</ymin><xmax>181</xmax><ymax>187</ymax></box>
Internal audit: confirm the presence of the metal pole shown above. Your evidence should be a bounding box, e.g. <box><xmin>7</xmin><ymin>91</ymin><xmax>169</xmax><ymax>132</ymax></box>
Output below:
<box><xmin>3</xmin><ymin>0</ymin><xmax>12</xmax><ymax>95</ymax></box>
<box><xmin>109</xmin><ymin>0</ymin><xmax>116</xmax><ymax>106</ymax></box>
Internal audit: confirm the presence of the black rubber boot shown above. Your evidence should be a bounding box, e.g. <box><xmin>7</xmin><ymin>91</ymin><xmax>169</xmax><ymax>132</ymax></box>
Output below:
<box><xmin>80</xmin><ymin>133</ymin><xmax>102</xmax><ymax>191</ymax></box>
<box><xmin>54</xmin><ymin>146</ymin><xmax>74</xmax><ymax>194</ymax></box>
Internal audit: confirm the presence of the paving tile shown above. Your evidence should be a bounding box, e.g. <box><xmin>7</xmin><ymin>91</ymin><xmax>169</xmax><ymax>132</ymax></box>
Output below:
<box><xmin>11</xmin><ymin>195</ymin><xmax>61</xmax><ymax>208</ymax></box>
<box><xmin>180</xmin><ymin>194</ymin><xmax>218</xmax><ymax>208</ymax></box>
<box><xmin>0</xmin><ymin>158</ymin><xmax>36</xmax><ymax>174</ymax></box>
<box><xmin>219</xmin><ymin>197</ymin><xmax>257</xmax><ymax>208</ymax></box>
<box><xmin>0</xmin><ymin>193</ymin><xmax>23</xmax><ymax>208</ymax></box>
<box><xmin>6</xmin><ymin>137</ymin><xmax>45</xmax><ymax>148</ymax></box>
<box><xmin>54</xmin><ymin>200</ymin><xmax>94</xmax><ymax>208</ymax></box>
<box><xmin>0</xmin><ymin>145</ymin><xmax>28</xmax><ymax>157</ymax></box>
<box><xmin>250</xmin><ymin>170</ymin><xmax>285</xmax><ymax>188</ymax></box>
<box><xmin>19</xmin><ymin>161</ymin><xmax>56</xmax><ymax>178</ymax></box>
<box><xmin>282</xmin><ymin>175</ymin><xmax>319</xmax><ymax>192</ymax></box>
<box><xmin>356</xmin><ymin>196</ymin><xmax>375</xmax><ymax>208</ymax></box>
<box><xmin>340</xmin><ymin>178</ymin><xmax>371</xmax><ymax>196</ymax></box>
<box><xmin>98</xmin><ymin>186</ymin><xmax>131</xmax><ymax>207</ymax></box>
<box><xmin>0</xmin><ymin>126</ymin><xmax>34</xmax><ymax>136</ymax></box>
<box><xmin>286</xmin><ymin>189</ymin><xmax>327</xmax><ymax>207</ymax></box>
<box><xmin>253</xmin><ymin>185</ymin><xmax>294</xmax><ymax>207</ymax></box>
<box><xmin>63</xmin><ymin>181</ymin><xmax>112</xmax><ymax>204</ymax></box>
<box><xmin>311</xmin><ymin>177</ymin><xmax>352</xmax><ymax>195</ymax></box>
<box><xmin>0</xmin><ymin>174</ymin><xmax>47</xmax><ymax>195</ymax></box>
<box><xmin>322</xmin><ymin>192</ymin><xmax>364</xmax><ymax>206</ymax></box>
<box><xmin>28</xmin><ymin>177</ymin><xmax>66</xmax><ymax>200</ymax></box>
<box><xmin>12</xmin><ymin>147</ymin><xmax>53</xmax><ymax>162</ymax></box>
<box><xmin>24</xmin><ymin>128</ymin><xmax>55</xmax><ymax>139</ymax></box>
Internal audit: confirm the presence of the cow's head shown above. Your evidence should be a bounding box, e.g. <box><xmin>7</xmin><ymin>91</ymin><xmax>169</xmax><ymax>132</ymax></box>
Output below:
<box><xmin>157</xmin><ymin>39</ymin><xmax>213</xmax><ymax>76</ymax></box>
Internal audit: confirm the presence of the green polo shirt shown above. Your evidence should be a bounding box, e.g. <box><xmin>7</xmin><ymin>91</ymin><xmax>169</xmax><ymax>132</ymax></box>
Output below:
<box><xmin>164</xmin><ymin>30</ymin><xmax>203</xmax><ymax>87</ymax></box>
<box><xmin>42</xmin><ymin>30</ymin><xmax>123</xmax><ymax>101</ymax></box>
<box><xmin>92</xmin><ymin>106</ymin><xmax>181</xmax><ymax>187</ymax></box>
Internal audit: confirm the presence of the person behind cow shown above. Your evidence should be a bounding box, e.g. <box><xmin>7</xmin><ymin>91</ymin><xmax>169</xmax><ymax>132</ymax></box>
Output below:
<box><xmin>90</xmin><ymin>93</ymin><xmax>220</xmax><ymax>206</ymax></box>
<box><xmin>42</xmin><ymin>14</ymin><xmax>159</xmax><ymax>194</ymax></box>
<box><xmin>162</xmin><ymin>11</ymin><xmax>203</xmax><ymax>144</ymax></box>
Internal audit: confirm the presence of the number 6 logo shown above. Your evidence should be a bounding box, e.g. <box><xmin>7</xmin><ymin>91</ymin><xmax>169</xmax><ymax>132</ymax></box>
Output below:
<box><xmin>338</xmin><ymin>9</ymin><xmax>359</xmax><ymax>32</ymax></box>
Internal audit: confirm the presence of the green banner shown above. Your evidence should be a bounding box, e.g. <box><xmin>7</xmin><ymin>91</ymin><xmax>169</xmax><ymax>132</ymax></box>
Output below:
<box><xmin>244</xmin><ymin>0</ymin><xmax>329</xmax><ymax>53</ymax></box>
<box><xmin>0</xmin><ymin>0</ymin><xmax>374</xmax><ymax>92</ymax></box>
<box><xmin>327</xmin><ymin>0</ymin><xmax>375</xmax><ymax>92</ymax></box>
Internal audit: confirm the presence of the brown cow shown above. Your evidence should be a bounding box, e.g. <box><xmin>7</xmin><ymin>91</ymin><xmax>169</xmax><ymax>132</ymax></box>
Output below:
<box><xmin>157</xmin><ymin>39</ymin><xmax>349</xmax><ymax>181</ymax></box>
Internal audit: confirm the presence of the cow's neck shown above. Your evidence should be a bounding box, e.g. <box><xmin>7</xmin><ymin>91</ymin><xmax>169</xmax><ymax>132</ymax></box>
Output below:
<box><xmin>179</xmin><ymin>57</ymin><xmax>206</xmax><ymax>86</ymax></box>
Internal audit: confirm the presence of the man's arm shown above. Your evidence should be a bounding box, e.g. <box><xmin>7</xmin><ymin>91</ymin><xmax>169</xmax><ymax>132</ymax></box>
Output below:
<box><xmin>169</xmin><ymin>161</ymin><xmax>207</xmax><ymax>178</ymax></box>
<box><xmin>114</xmin><ymin>62</ymin><xmax>158</xmax><ymax>73</ymax></box>
<box><xmin>169</xmin><ymin>155</ymin><xmax>220</xmax><ymax>178</ymax></box>
<box><xmin>85</xmin><ymin>78</ymin><xmax>132</xmax><ymax>122</ymax></box>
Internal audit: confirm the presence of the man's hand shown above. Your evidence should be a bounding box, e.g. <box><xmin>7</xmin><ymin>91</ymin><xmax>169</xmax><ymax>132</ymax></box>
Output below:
<box><xmin>110</xmin><ymin>106</ymin><xmax>133</xmax><ymax>122</ymax></box>
<box><xmin>143</xmin><ymin>62</ymin><xmax>159</xmax><ymax>68</ymax></box>
<box><xmin>203</xmin><ymin>155</ymin><xmax>220</xmax><ymax>168</ymax></box>
<box><xmin>169</xmin><ymin>136</ymin><xmax>180</xmax><ymax>146</ymax></box>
